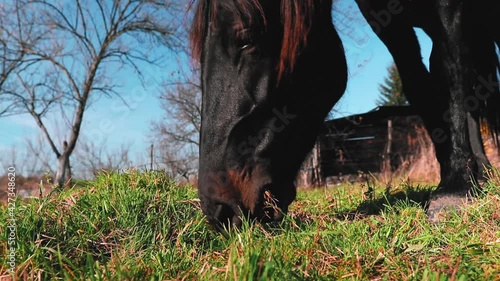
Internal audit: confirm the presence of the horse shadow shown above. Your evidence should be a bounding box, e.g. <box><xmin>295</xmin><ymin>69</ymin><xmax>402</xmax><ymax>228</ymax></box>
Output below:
<box><xmin>350</xmin><ymin>186</ymin><xmax>433</xmax><ymax>217</ymax></box>
<box><xmin>292</xmin><ymin>185</ymin><xmax>435</xmax><ymax>227</ymax></box>
<box><xmin>234</xmin><ymin>186</ymin><xmax>436</xmax><ymax>234</ymax></box>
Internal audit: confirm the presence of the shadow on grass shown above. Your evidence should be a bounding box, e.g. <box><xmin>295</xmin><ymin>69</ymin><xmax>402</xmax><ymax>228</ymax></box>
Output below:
<box><xmin>337</xmin><ymin>186</ymin><xmax>434</xmax><ymax>220</ymax></box>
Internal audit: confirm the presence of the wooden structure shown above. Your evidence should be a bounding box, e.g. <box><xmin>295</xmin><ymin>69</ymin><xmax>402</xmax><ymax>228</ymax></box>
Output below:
<box><xmin>297</xmin><ymin>106</ymin><xmax>424</xmax><ymax>187</ymax></box>
<box><xmin>297</xmin><ymin>105</ymin><xmax>500</xmax><ymax>187</ymax></box>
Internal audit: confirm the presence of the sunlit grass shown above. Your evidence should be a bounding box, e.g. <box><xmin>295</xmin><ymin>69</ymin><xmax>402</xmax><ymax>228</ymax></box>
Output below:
<box><xmin>1</xmin><ymin>169</ymin><xmax>499</xmax><ymax>280</ymax></box>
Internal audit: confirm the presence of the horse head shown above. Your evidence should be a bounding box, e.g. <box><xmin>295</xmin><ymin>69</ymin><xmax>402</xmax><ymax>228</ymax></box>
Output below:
<box><xmin>190</xmin><ymin>0</ymin><xmax>347</xmax><ymax>229</ymax></box>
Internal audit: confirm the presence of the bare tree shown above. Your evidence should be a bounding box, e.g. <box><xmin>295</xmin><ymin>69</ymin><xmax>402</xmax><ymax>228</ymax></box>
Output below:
<box><xmin>74</xmin><ymin>137</ymin><xmax>132</xmax><ymax>179</ymax></box>
<box><xmin>25</xmin><ymin>134</ymin><xmax>55</xmax><ymax>176</ymax></box>
<box><xmin>0</xmin><ymin>1</ymin><xmax>39</xmax><ymax>116</ymax></box>
<box><xmin>0</xmin><ymin>134</ymin><xmax>54</xmax><ymax>177</ymax></box>
<box><xmin>0</xmin><ymin>0</ymin><xmax>181</xmax><ymax>187</ymax></box>
<box><xmin>150</xmin><ymin>63</ymin><xmax>201</xmax><ymax>181</ymax></box>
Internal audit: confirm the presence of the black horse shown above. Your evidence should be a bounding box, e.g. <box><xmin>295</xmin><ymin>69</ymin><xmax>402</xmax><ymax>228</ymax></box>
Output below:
<box><xmin>354</xmin><ymin>0</ymin><xmax>500</xmax><ymax>190</ymax></box>
<box><xmin>189</xmin><ymin>0</ymin><xmax>500</xmax><ymax>229</ymax></box>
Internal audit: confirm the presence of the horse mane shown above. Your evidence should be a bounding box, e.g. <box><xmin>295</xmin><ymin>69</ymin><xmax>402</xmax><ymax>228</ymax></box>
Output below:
<box><xmin>189</xmin><ymin>0</ymin><xmax>315</xmax><ymax>80</ymax></box>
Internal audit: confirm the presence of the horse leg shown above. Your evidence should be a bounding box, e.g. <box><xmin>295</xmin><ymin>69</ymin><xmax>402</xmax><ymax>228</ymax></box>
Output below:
<box><xmin>468</xmin><ymin>0</ymin><xmax>500</xmax><ymax>176</ymax></box>
<box><xmin>354</xmin><ymin>1</ymin><xmax>478</xmax><ymax>223</ymax></box>
<box><xmin>467</xmin><ymin>112</ymin><xmax>490</xmax><ymax>182</ymax></box>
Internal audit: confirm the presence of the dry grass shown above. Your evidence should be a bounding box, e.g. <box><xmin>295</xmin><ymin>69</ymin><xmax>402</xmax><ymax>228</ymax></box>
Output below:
<box><xmin>1</xmin><ymin>170</ymin><xmax>499</xmax><ymax>280</ymax></box>
<box><xmin>378</xmin><ymin>125</ymin><xmax>440</xmax><ymax>186</ymax></box>
<box><xmin>0</xmin><ymin>175</ymin><xmax>52</xmax><ymax>204</ymax></box>
<box><xmin>379</xmin><ymin>125</ymin><xmax>500</xmax><ymax>187</ymax></box>
<box><xmin>484</xmin><ymin>137</ymin><xmax>500</xmax><ymax>169</ymax></box>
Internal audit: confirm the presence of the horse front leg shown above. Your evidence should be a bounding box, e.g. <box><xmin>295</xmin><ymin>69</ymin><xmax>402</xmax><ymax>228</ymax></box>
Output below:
<box><xmin>431</xmin><ymin>1</ymin><xmax>479</xmax><ymax>195</ymax></box>
<box><xmin>354</xmin><ymin>0</ymin><xmax>478</xmax><ymax>221</ymax></box>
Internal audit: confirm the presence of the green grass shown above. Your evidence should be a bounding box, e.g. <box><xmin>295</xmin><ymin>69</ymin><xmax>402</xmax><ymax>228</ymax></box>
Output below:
<box><xmin>1</xmin><ymin>169</ymin><xmax>500</xmax><ymax>280</ymax></box>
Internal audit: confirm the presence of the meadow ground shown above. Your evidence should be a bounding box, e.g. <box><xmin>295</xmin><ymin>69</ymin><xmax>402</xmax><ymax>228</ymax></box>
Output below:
<box><xmin>1</xmin><ymin>170</ymin><xmax>499</xmax><ymax>280</ymax></box>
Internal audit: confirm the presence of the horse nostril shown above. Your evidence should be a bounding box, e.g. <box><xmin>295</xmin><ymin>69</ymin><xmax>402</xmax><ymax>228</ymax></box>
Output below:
<box><xmin>212</xmin><ymin>203</ymin><xmax>244</xmax><ymax>232</ymax></box>
<box><xmin>261</xmin><ymin>189</ymin><xmax>287</xmax><ymax>222</ymax></box>
<box><xmin>273</xmin><ymin>209</ymin><xmax>285</xmax><ymax>221</ymax></box>
<box><xmin>260</xmin><ymin>205</ymin><xmax>285</xmax><ymax>222</ymax></box>
<box><xmin>231</xmin><ymin>214</ymin><xmax>242</xmax><ymax>227</ymax></box>
<box><xmin>213</xmin><ymin>204</ymin><xmax>233</xmax><ymax>226</ymax></box>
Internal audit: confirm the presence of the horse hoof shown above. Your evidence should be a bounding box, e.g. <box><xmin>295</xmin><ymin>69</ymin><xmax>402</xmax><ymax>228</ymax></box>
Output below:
<box><xmin>426</xmin><ymin>190</ymin><xmax>473</xmax><ymax>223</ymax></box>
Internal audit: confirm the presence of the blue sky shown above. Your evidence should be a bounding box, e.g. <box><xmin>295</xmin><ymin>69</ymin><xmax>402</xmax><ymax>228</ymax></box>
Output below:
<box><xmin>0</xmin><ymin>0</ymin><xmax>432</xmax><ymax>169</ymax></box>
<box><xmin>334</xmin><ymin>26</ymin><xmax>431</xmax><ymax>116</ymax></box>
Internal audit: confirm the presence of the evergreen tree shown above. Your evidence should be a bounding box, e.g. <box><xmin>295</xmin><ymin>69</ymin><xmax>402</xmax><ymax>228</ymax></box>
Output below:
<box><xmin>376</xmin><ymin>63</ymin><xmax>408</xmax><ymax>106</ymax></box>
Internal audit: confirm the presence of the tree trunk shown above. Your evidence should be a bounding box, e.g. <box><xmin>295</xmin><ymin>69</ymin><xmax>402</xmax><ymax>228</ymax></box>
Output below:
<box><xmin>65</xmin><ymin>154</ymin><xmax>72</xmax><ymax>183</ymax></box>
<box><xmin>150</xmin><ymin>144</ymin><xmax>154</xmax><ymax>171</ymax></box>
<box><xmin>55</xmin><ymin>141</ymin><xmax>72</xmax><ymax>188</ymax></box>
<box><xmin>55</xmin><ymin>155</ymin><xmax>66</xmax><ymax>187</ymax></box>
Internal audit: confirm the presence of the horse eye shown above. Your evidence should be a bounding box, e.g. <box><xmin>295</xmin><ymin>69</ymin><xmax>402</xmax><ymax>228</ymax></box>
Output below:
<box><xmin>236</xmin><ymin>28</ymin><xmax>253</xmax><ymax>45</ymax></box>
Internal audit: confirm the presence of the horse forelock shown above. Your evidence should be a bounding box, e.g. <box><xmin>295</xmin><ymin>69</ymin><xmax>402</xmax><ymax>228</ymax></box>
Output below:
<box><xmin>189</xmin><ymin>0</ymin><xmax>316</xmax><ymax>80</ymax></box>
<box><xmin>278</xmin><ymin>0</ymin><xmax>315</xmax><ymax>81</ymax></box>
